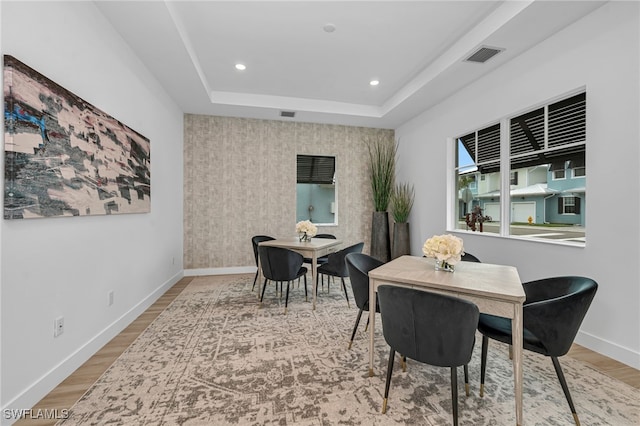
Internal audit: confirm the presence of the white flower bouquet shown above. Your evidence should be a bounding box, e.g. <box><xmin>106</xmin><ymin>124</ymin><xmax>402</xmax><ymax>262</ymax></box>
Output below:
<box><xmin>296</xmin><ymin>220</ymin><xmax>317</xmax><ymax>241</ymax></box>
<box><xmin>422</xmin><ymin>234</ymin><xmax>464</xmax><ymax>271</ymax></box>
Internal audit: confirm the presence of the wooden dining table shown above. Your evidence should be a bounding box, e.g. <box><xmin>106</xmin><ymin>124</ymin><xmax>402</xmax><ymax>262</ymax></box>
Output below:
<box><xmin>368</xmin><ymin>255</ymin><xmax>526</xmax><ymax>425</ymax></box>
<box><xmin>257</xmin><ymin>237</ymin><xmax>342</xmax><ymax>309</ymax></box>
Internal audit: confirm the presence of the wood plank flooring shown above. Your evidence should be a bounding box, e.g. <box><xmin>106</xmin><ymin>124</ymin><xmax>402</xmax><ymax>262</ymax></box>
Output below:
<box><xmin>14</xmin><ymin>275</ymin><xmax>640</xmax><ymax>425</ymax></box>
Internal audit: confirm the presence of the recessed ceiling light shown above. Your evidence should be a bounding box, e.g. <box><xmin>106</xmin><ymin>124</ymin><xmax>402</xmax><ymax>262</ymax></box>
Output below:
<box><xmin>370</xmin><ymin>80</ymin><xmax>379</xmax><ymax>86</ymax></box>
<box><xmin>323</xmin><ymin>23</ymin><xmax>336</xmax><ymax>33</ymax></box>
<box><xmin>235</xmin><ymin>63</ymin><xmax>246</xmax><ymax>71</ymax></box>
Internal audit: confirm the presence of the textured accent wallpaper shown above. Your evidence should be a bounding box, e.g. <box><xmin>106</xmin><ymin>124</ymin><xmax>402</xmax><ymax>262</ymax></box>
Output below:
<box><xmin>184</xmin><ymin>114</ymin><xmax>394</xmax><ymax>269</ymax></box>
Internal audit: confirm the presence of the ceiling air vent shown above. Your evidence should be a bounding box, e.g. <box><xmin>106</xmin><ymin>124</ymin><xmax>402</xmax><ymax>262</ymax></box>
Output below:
<box><xmin>280</xmin><ymin>110</ymin><xmax>296</xmax><ymax>118</ymax></box>
<box><xmin>464</xmin><ymin>46</ymin><xmax>504</xmax><ymax>64</ymax></box>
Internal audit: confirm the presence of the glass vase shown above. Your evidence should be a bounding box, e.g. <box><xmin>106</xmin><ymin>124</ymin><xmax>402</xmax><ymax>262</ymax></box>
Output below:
<box><xmin>299</xmin><ymin>233</ymin><xmax>311</xmax><ymax>242</ymax></box>
<box><xmin>435</xmin><ymin>259</ymin><xmax>455</xmax><ymax>272</ymax></box>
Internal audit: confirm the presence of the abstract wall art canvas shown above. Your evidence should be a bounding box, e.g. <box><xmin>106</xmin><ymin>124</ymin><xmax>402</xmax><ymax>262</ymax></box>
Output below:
<box><xmin>3</xmin><ymin>55</ymin><xmax>150</xmax><ymax>219</ymax></box>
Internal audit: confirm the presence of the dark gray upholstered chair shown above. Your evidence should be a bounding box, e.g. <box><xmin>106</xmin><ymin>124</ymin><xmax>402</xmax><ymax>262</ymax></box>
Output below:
<box><xmin>377</xmin><ymin>285</ymin><xmax>479</xmax><ymax>425</ymax></box>
<box><xmin>316</xmin><ymin>242</ymin><xmax>364</xmax><ymax>307</ymax></box>
<box><xmin>251</xmin><ymin>235</ymin><xmax>275</xmax><ymax>291</ymax></box>
<box><xmin>303</xmin><ymin>233</ymin><xmax>336</xmax><ymax>266</ymax></box>
<box><xmin>478</xmin><ymin>276</ymin><xmax>598</xmax><ymax>426</ymax></box>
<box><xmin>258</xmin><ymin>246</ymin><xmax>308</xmax><ymax>314</ymax></box>
<box><xmin>344</xmin><ymin>253</ymin><xmax>385</xmax><ymax>349</ymax></box>
<box><xmin>461</xmin><ymin>252</ymin><xmax>481</xmax><ymax>263</ymax></box>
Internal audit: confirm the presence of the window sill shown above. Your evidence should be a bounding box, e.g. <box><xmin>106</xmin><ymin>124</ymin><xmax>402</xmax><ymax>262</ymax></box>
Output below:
<box><xmin>448</xmin><ymin>228</ymin><xmax>586</xmax><ymax>248</ymax></box>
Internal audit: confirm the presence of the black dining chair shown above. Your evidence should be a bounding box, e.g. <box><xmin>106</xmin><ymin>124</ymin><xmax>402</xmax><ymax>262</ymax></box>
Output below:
<box><xmin>316</xmin><ymin>242</ymin><xmax>364</xmax><ymax>307</ymax></box>
<box><xmin>251</xmin><ymin>235</ymin><xmax>275</xmax><ymax>291</ymax></box>
<box><xmin>344</xmin><ymin>252</ymin><xmax>385</xmax><ymax>349</ymax></box>
<box><xmin>461</xmin><ymin>252</ymin><xmax>481</xmax><ymax>263</ymax></box>
<box><xmin>377</xmin><ymin>285</ymin><xmax>479</xmax><ymax>426</ymax></box>
<box><xmin>258</xmin><ymin>246</ymin><xmax>308</xmax><ymax>314</ymax></box>
<box><xmin>303</xmin><ymin>233</ymin><xmax>337</xmax><ymax>266</ymax></box>
<box><xmin>478</xmin><ymin>276</ymin><xmax>598</xmax><ymax>426</ymax></box>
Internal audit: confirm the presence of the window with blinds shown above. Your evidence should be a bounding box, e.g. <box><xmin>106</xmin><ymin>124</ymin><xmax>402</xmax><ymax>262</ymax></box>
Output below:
<box><xmin>510</xmin><ymin>92</ymin><xmax>585</xmax><ymax>170</ymax></box>
<box><xmin>451</xmin><ymin>90</ymin><xmax>586</xmax><ymax>245</ymax></box>
<box><xmin>296</xmin><ymin>155</ymin><xmax>335</xmax><ymax>184</ymax></box>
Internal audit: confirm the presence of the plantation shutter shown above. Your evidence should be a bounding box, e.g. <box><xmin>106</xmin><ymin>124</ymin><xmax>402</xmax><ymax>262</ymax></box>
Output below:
<box><xmin>297</xmin><ymin>155</ymin><xmax>335</xmax><ymax>184</ymax></box>
<box><xmin>510</xmin><ymin>92</ymin><xmax>586</xmax><ymax>168</ymax></box>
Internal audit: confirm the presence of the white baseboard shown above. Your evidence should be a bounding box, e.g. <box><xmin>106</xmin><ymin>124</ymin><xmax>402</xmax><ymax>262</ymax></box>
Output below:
<box><xmin>184</xmin><ymin>266</ymin><xmax>255</xmax><ymax>276</ymax></box>
<box><xmin>575</xmin><ymin>330</ymin><xmax>640</xmax><ymax>370</ymax></box>
<box><xmin>1</xmin><ymin>271</ymin><xmax>184</xmax><ymax>426</ymax></box>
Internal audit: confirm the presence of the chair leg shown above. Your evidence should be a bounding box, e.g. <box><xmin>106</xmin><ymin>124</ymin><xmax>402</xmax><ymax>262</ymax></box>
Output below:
<box><xmin>341</xmin><ymin>278</ymin><xmax>350</xmax><ymax>307</ymax></box>
<box><xmin>252</xmin><ymin>270</ymin><xmax>258</xmax><ymax>291</ymax></box>
<box><xmin>364</xmin><ymin>315</ymin><xmax>370</xmax><ymax>332</ymax></box>
<box><xmin>303</xmin><ymin>274</ymin><xmax>308</xmax><ymax>302</ymax></box>
<box><xmin>260</xmin><ymin>278</ymin><xmax>268</xmax><ymax>304</ymax></box>
<box><xmin>402</xmin><ymin>355</ymin><xmax>407</xmax><ymax>372</ymax></box>
<box><xmin>284</xmin><ymin>281</ymin><xmax>291</xmax><ymax>314</ymax></box>
<box><xmin>480</xmin><ymin>335</ymin><xmax>489</xmax><ymax>397</ymax></box>
<box><xmin>348</xmin><ymin>309</ymin><xmax>364</xmax><ymax>350</ymax></box>
<box><xmin>382</xmin><ymin>348</ymin><xmax>396</xmax><ymax>414</ymax></box>
<box><xmin>464</xmin><ymin>364</ymin><xmax>470</xmax><ymax>396</ymax></box>
<box><xmin>551</xmin><ymin>356</ymin><xmax>581</xmax><ymax>426</ymax></box>
<box><xmin>451</xmin><ymin>367</ymin><xmax>459</xmax><ymax>426</ymax></box>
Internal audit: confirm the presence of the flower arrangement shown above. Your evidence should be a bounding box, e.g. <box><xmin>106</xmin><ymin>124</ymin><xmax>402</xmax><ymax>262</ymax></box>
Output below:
<box><xmin>422</xmin><ymin>234</ymin><xmax>465</xmax><ymax>272</ymax></box>
<box><xmin>296</xmin><ymin>220</ymin><xmax>317</xmax><ymax>242</ymax></box>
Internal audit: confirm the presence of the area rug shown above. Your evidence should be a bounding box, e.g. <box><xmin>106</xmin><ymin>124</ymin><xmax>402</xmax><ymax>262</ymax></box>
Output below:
<box><xmin>59</xmin><ymin>274</ymin><xmax>639</xmax><ymax>425</ymax></box>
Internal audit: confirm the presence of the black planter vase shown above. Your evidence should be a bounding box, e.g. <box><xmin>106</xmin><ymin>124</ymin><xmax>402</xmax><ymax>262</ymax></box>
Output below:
<box><xmin>371</xmin><ymin>211</ymin><xmax>391</xmax><ymax>262</ymax></box>
<box><xmin>392</xmin><ymin>222</ymin><xmax>411</xmax><ymax>259</ymax></box>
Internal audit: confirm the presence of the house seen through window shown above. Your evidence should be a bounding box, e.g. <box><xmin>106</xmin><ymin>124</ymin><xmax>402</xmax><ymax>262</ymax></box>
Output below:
<box><xmin>453</xmin><ymin>91</ymin><xmax>586</xmax><ymax>245</ymax></box>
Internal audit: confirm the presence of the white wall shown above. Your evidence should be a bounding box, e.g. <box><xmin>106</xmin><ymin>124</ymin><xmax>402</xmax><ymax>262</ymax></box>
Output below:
<box><xmin>396</xmin><ymin>2</ymin><xmax>639</xmax><ymax>368</ymax></box>
<box><xmin>0</xmin><ymin>1</ymin><xmax>184</xmax><ymax>419</ymax></box>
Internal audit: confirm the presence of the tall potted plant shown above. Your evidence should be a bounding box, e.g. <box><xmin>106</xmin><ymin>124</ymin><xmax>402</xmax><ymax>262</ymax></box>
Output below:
<box><xmin>367</xmin><ymin>136</ymin><xmax>397</xmax><ymax>262</ymax></box>
<box><xmin>390</xmin><ymin>182</ymin><xmax>415</xmax><ymax>259</ymax></box>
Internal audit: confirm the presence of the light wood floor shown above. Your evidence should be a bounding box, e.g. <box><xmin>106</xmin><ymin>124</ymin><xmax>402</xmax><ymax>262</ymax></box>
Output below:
<box><xmin>16</xmin><ymin>275</ymin><xmax>640</xmax><ymax>425</ymax></box>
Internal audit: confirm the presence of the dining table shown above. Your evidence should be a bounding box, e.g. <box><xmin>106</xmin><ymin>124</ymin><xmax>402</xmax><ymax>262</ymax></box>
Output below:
<box><xmin>367</xmin><ymin>255</ymin><xmax>526</xmax><ymax>425</ymax></box>
<box><xmin>257</xmin><ymin>237</ymin><xmax>342</xmax><ymax>310</ymax></box>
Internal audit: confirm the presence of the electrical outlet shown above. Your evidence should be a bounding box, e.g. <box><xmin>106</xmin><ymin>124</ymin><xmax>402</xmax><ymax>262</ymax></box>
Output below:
<box><xmin>108</xmin><ymin>290</ymin><xmax>114</xmax><ymax>306</ymax></box>
<box><xmin>54</xmin><ymin>316</ymin><xmax>64</xmax><ymax>337</ymax></box>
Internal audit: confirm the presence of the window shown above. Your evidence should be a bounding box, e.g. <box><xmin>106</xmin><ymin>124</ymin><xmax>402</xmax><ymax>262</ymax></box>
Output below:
<box><xmin>450</xmin><ymin>91</ymin><xmax>586</xmax><ymax>245</ymax></box>
<box><xmin>552</xmin><ymin>169</ymin><xmax>566</xmax><ymax>180</ymax></box>
<box><xmin>570</xmin><ymin>157</ymin><xmax>586</xmax><ymax>177</ymax></box>
<box><xmin>510</xmin><ymin>171</ymin><xmax>518</xmax><ymax>185</ymax></box>
<box><xmin>560</xmin><ymin>196</ymin><xmax>581</xmax><ymax>214</ymax></box>
<box><xmin>296</xmin><ymin>155</ymin><xmax>336</xmax><ymax>225</ymax></box>
<box><xmin>454</xmin><ymin>123</ymin><xmax>501</xmax><ymax>235</ymax></box>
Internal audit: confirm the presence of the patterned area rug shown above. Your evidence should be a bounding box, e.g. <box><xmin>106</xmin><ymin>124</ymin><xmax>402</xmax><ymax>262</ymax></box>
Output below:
<box><xmin>60</xmin><ymin>274</ymin><xmax>639</xmax><ymax>425</ymax></box>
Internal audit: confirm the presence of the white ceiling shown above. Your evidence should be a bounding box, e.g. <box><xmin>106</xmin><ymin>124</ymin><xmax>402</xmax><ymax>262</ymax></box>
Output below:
<box><xmin>96</xmin><ymin>1</ymin><xmax>605</xmax><ymax>129</ymax></box>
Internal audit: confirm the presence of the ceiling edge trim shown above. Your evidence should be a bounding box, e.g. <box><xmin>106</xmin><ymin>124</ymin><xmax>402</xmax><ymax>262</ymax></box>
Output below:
<box><xmin>209</xmin><ymin>91</ymin><xmax>383</xmax><ymax>118</ymax></box>
<box><xmin>379</xmin><ymin>0</ymin><xmax>535</xmax><ymax>117</ymax></box>
<box><xmin>164</xmin><ymin>0</ymin><xmax>212</xmax><ymax>97</ymax></box>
